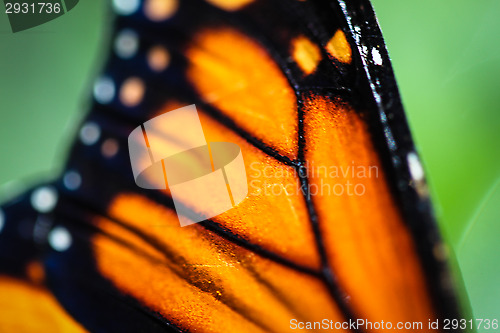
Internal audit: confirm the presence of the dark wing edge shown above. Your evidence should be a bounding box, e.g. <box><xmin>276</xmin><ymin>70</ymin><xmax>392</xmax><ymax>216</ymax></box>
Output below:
<box><xmin>334</xmin><ymin>0</ymin><xmax>471</xmax><ymax>324</ymax></box>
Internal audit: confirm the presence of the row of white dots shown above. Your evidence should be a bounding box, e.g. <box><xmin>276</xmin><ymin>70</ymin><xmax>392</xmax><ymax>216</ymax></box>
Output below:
<box><xmin>114</xmin><ymin>30</ymin><xmax>171</xmax><ymax>70</ymax></box>
<box><xmin>361</xmin><ymin>45</ymin><xmax>384</xmax><ymax>66</ymax></box>
<box><xmin>114</xmin><ymin>28</ymin><xmax>172</xmax><ymax>68</ymax></box>
<box><xmin>112</xmin><ymin>0</ymin><xmax>179</xmax><ymax>21</ymax></box>
<box><xmin>94</xmin><ymin>76</ymin><xmax>150</xmax><ymax>107</ymax></box>
<box><xmin>79</xmin><ymin>122</ymin><xmax>120</xmax><ymax>157</ymax></box>
<box><xmin>0</xmin><ymin>187</ymin><xmax>70</xmax><ymax>252</ymax></box>
<box><xmin>29</xmin><ymin>186</ymin><xmax>72</xmax><ymax>251</ymax></box>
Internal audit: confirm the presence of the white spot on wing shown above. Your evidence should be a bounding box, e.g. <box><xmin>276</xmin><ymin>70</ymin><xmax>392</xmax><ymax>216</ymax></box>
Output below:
<box><xmin>113</xmin><ymin>0</ymin><xmax>140</xmax><ymax>15</ymax></box>
<box><xmin>407</xmin><ymin>152</ymin><xmax>424</xmax><ymax>181</ymax></box>
<box><xmin>361</xmin><ymin>45</ymin><xmax>368</xmax><ymax>56</ymax></box>
<box><xmin>31</xmin><ymin>187</ymin><xmax>58</xmax><ymax>213</ymax></box>
<box><xmin>372</xmin><ymin>48</ymin><xmax>383</xmax><ymax>65</ymax></box>
<box><xmin>63</xmin><ymin>171</ymin><xmax>82</xmax><ymax>190</ymax></box>
<box><xmin>93</xmin><ymin>77</ymin><xmax>116</xmax><ymax>104</ymax></box>
<box><xmin>49</xmin><ymin>226</ymin><xmax>72</xmax><ymax>252</ymax></box>
<box><xmin>115</xmin><ymin>29</ymin><xmax>139</xmax><ymax>59</ymax></box>
<box><xmin>79</xmin><ymin>122</ymin><xmax>101</xmax><ymax>146</ymax></box>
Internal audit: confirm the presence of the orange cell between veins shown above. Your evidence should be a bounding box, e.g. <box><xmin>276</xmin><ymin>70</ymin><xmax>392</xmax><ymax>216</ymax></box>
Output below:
<box><xmin>186</xmin><ymin>27</ymin><xmax>298</xmax><ymax>160</ymax></box>
<box><xmin>291</xmin><ymin>35</ymin><xmax>322</xmax><ymax>75</ymax></box>
<box><xmin>325</xmin><ymin>29</ymin><xmax>352</xmax><ymax>64</ymax></box>
<box><xmin>303</xmin><ymin>93</ymin><xmax>436</xmax><ymax>330</ymax></box>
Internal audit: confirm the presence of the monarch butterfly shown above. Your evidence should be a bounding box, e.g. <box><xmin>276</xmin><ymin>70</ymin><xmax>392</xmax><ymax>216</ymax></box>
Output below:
<box><xmin>0</xmin><ymin>0</ymin><xmax>470</xmax><ymax>332</ymax></box>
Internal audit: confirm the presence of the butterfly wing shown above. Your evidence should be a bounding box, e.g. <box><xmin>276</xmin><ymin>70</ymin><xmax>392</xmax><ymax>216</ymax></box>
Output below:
<box><xmin>0</xmin><ymin>190</ymin><xmax>88</xmax><ymax>332</ymax></box>
<box><xmin>0</xmin><ymin>0</ymin><xmax>465</xmax><ymax>332</ymax></box>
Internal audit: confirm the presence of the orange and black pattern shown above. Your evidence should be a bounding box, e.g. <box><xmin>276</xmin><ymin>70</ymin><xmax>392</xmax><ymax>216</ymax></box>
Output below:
<box><xmin>0</xmin><ymin>0</ymin><xmax>465</xmax><ymax>332</ymax></box>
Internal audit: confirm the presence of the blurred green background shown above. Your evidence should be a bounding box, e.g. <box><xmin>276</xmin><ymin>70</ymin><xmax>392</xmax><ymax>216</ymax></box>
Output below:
<box><xmin>372</xmin><ymin>0</ymin><xmax>500</xmax><ymax>328</ymax></box>
<box><xmin>0</xmin><ymin>0</ymin><xmax>498</xmax><ymax>329</ymax></box>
